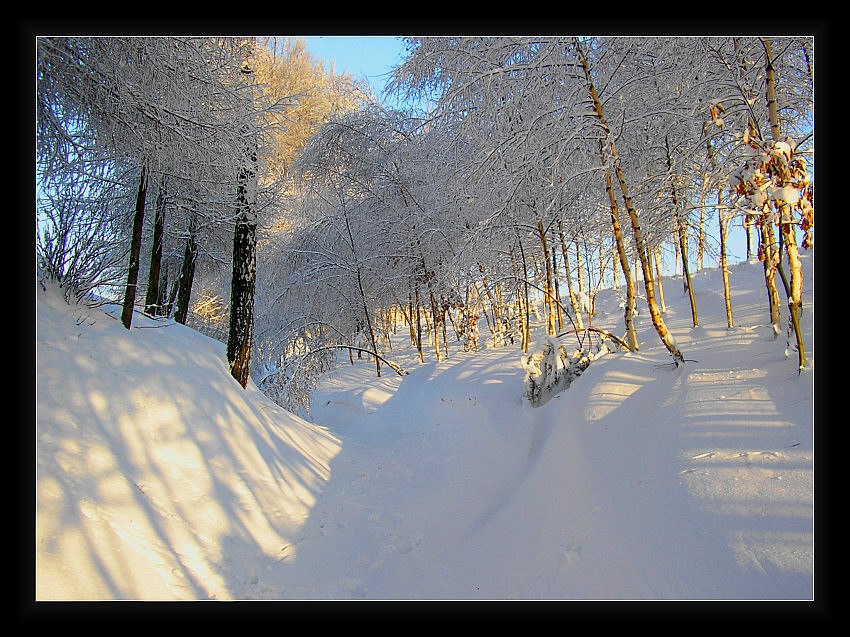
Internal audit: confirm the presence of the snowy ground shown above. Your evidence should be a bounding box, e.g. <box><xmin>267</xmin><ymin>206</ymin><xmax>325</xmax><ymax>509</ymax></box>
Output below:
<box><xmin>34</xmin><ymin>253</ymin><xmax>815</xmax><ymax>601</ymax></box>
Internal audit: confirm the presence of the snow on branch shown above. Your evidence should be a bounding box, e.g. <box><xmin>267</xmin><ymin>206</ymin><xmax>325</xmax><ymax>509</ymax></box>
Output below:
<box><xmin>523</xmin><ymin>332</ymin><xmax>622</xmax><ymax>407</ymax></box>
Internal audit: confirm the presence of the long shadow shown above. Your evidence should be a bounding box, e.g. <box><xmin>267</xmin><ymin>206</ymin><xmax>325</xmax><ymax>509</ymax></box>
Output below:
<box><xmin>36</xmin><ymin>306</ymin><xmax>341</xmax><ymax>600</ymax></box>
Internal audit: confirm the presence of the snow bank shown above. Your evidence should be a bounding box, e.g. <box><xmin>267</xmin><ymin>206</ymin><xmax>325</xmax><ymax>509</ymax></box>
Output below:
<box><xmin>35</xmin><ymin>285</ymin><xmax>341</xmax><ymax>600</ymax></box>
<box><xmin>35</xmin><ymin>252</ymin><xmax>815</xmax><ymax>600</ymax></box>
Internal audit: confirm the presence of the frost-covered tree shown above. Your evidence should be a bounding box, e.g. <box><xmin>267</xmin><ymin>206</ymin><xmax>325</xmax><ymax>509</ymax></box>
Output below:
<box><xmin>37</xmin><ymin>37</ymin><xmax>253</xmax><ymax>331</ymax></box>
<box><xmin>390</xmin><ymin>37</ymin><xmax>615</xmax><ymax>351</ymax></box>
<box><xmin>253</xmin><ymin>106</ymin><xmax>411</xmax><ymax>408</ymax></box>
<box><xmin>695</xmin><ymin>36</ymin><xmax>813</xmax><ymax>367</ymax></box>
<box><xmin>36</xmin><ymin>150</ymin><xmax>131</xmax><ymax>303</ymax></box>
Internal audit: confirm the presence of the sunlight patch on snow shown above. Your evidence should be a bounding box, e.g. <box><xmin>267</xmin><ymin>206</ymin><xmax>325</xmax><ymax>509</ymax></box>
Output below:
<box><xmin>679</xmin><ymin>445</ymin><xmax>813</xmax><ymax>577</ymax></box>
<box><xmin>582</xmin><ymin>370</ymin><xmax>651</xmax><ymax>422</ymax></box>
<box><xmin>36</xmin><ymin>284</ymin><xmax>343</xmax><ymax>600</ymax></box>
<box><xmin>37</xmin><ymin>448</ymin><xmax>228</xmax><ymax>600</ymax></box>
<box><xmin>680</xmin><ymin>447</ymin><xmax>813</xmax><ymax>515</ymax></box>
<box><xmin>727</xmin><ymin>530</ymin><xmax>813</xmax><ymax>576</ymax></box>
<box><xmin>86</xmin><ymin>388</ymin><xmax>111</xmax><ymax>418</ymax></box>
<box><xmin>36</xmin><ymin>516</ymin><xmax>114</xmax><ymax>600</ymax></box>
<box><xmin>360</xmin><ymin>386</ymin><xmax>395</xmax><ymax>412</ymax></box>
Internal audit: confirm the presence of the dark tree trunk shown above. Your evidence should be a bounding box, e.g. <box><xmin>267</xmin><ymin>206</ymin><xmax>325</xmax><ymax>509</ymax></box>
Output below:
<box><xmin>121</xmin><ymin>162</ymin><xmax>148</xmax><ymax>329</ymax></box>
<box><xmin>227</xmin><ymin>158</ymin><xmax>258</xmax><ymax>389</ymax></box>
<box><xmin>227</xmin><ymin>38</ymin><xmax>259</xmax><ymax>388</ymax></box>
<box><xmin>174</xmin><ymin>223</ymin><xmax>198</xmax><ymax>325</ymax></box>
<box><xmin>156</xmin><ymin>265</ymin><xmax>171</xmax><ymax>317</ymax></box>
<box><xmin>414</xmin><ymin>285</ymin><xmax>424</xmax><ymax>363</ymax></box>
<box><xmin>144</xmin><ymin>177</ymin><xmax>167</xmax><ymax>315</ymax></box>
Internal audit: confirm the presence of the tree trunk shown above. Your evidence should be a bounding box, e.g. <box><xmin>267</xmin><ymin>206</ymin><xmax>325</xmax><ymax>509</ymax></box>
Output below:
<box><xmin>121</xmin><ymin>162</ymin><xmax>148</xmax><ymax>329</ymax></box>
<box><xmin>697</xmin><ymin>187</ymin><xmax>706</xmax><ymax>271</ymax></box>
<box><xmin>407</xmin><ymin>291</ymin><xmax>417</xmax><ymax>349</ymax></box>
<box><xmin>558</xmin><ymin>222</ymin><xmax>584</xmax><ymax>330</ymax></box>
<box><xmin>227</xmin><ymin>173</ymin><xmax>258</xmax><ymax>387</ymax></box>
<box><xmin>601</xmin><ymin>150</ymin><xmax>640</xmax><ymax>351</ymax></box>
<box><xmin>513</xmin><ymin>242</ymin><xmax>531</xmax><ymax>353</ymax></box>
<box><xmin>612</xmin><ymin>246</ymin><xmax>620</xmax><ymax>289</ymax></box>
<box><xmin>575</xmin><ymin>241</ymin><xmax>585</xmax><ymax>297</ymax></box>
<box><xmin>343</xmin><ymin>204</ymin><xmax>380</xmax><ymax>377</ymax></box>
<box><xmin>552</xmin><ymin>248</ymin><xmax>563</xmax><ymax>332</ymax></box>
<box><xmin>672</xmin><ymin>230</ymin><xmax>681</xmax><ymax>278</ymax></box>
<box><xmin>675</xmin><ymin>208</ymin><xmax>698</xmax><ymax>327</ymax></box>
<box><xmin>479</xmin><ymin>273</ymin><xmax>503</xmax><ymax>347</ymax></box>
<box><xmin>156</xmin><ymin>264</ymin><xmax>170</xmax><ymax>317</ymax></box>
<box><xmin>760</xmin><ymin>222</ymin><xmax>782</xmax><ymax>336</ymax></box>
<box><xmin>144</xmin><ymin>176</ymin><xmax>167</xmax><ymax>316</ymax></box>
<box><xmin>414</xmin><ymin>286</ymin><xmax>424</xmax><ymax>363</ymax></box>
<box><xmin>360</xmin><ymin>269</ymin><xmax>381</xmax><ymax>376</ymax></box>
<box><xmin>227</xmin><ymin>40</ymin><xmax>259</xmax><ymax>389</ymax></box>
<box><xmin>653</xmin><ymin>246</ymin><xmax>667</xmax><ymax>313</ymax></box>
<box><xmin>706</xmin><ymin>128</ymin><xmax>733</xmax><ymax>329</ymax></box>
<box><xmin>575</xmin><ymin>38</ymin><xmax>684</xmax><ymax>365</ymax></box>
<box><xmin>718</xmin><ymin>195</ymin><xmax>734</xmax><ymax>328</ymax></box>
<box><xmin>537</xmin><ymin>220</ymin><xmax>557</xmax><ymax>336</ymax></box>
<box><xmin>174</xmin><ymin>220</ymin><xmax>198</xmax><ymax>325</ymax></box>
<box><xmin>441</xmin><ymin>306</ymin><xmax>450</xmax><ymax>358</ymax></box>
<box><xmin>763</xmin><ymin>37</ymin><xmax>805</xmax><ymax>370</ymax></box>
<box><xmin>745</xmin><ymin>216</ymin><xmax>757</xmax><ymax>260</ymax></box>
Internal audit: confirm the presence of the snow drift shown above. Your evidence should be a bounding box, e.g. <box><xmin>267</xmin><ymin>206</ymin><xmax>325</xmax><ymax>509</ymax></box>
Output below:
<box><xmin>35</xmin><ymin>254</ymin><xmax>815</xmax><ymax>600</ymax></box>
<box><xmin>35</xmin><ymin>286</ymin><xmax>342</xmax><ymax>600</ymax></box>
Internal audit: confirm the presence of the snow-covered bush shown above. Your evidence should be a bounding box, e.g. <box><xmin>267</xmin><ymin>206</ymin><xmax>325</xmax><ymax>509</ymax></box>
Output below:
<box><xmin>36</xmin><ymin>167</ymin><xmax>130</xmax><ymax>305</ymax></box>
<box><xmin>523</xmin><ymin>334</ymin><xmax>619</xmax><ymax>406</ymax></box>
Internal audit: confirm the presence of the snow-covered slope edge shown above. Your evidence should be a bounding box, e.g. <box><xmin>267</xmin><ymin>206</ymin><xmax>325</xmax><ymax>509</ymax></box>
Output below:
<box><xmin>301</xmin><ymin>255</ymin><xmax>815</xmax><ymax>600</ymax></box>
<box><xmin>35</xmin><ymin>285</ymin><xmax>342</xmax><ymax>600</ymax></box>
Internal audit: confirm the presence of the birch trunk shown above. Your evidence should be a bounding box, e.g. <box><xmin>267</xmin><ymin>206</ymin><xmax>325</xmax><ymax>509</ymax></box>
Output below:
<box><xmin>601</xmin><ymin>145</ymin><xmax>639</xmax><ymax>351</ymax></box>
<box><xmin>227</xmin><ymin>162</ymin><xmax>258</xmax><ymax>387</ymax></box>
<box><xmin>558</xmin><ymin>222</ymin><xmax>584</xmax><ymax>330</ymax></box>
<box><xmin>575</xmin><ymin>38</ymin><xmax>683</xmax><ymax>365</ymax></box>
<box><xmin>760</xmin><ymin>222</ymin><xmax>782</xmax><ymax>336</ymax></box>
<box><xmin>675</xmin><ymin>207</ymin><xmax>698</xmax><ymax>327</ymax></box>
<box><xmin>653</xmin><ymin>246</ymin><xmax>667</xmax><ymax>313</ymax></box>
<box><xmin>745</xmin><ymin>216</ymin><xmax>756</xmax><ymax>260</ymax></box>
<box><xmin>763</xmin><ymin>37</ymin><xmax>805</xmax><ymax>370</ymax></box>
<box><xmin>706</xmin><ymin>128</ymin><xmax>734</xmax><ymax>328</ymax></box>
<box><xmin>227</xmin><ymin>39</ymin><xmax>259</xmax><ymax>388</ymax></box>
<box><xmin>719</xmin><ymin>195</ymin><xmax>734</xmax><ymax>328</ymax></box>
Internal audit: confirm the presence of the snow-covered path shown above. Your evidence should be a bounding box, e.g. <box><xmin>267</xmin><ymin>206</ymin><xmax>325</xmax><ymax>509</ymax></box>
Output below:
<box><xmin>35</xmin><ymin>256</ymin><xmax>814</xmax><ymax>600</ymax></box>
<box><xmin>265</xmin><ymin>262</ymin><xmax>814</xmax><ymax>600</ymax></box>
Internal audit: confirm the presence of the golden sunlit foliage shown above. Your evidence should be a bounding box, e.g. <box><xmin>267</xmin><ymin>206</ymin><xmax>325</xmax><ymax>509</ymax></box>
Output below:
<box><xmin>254</xmin><ymin>37</ymin><xmax>367</xmax><ymax>186</ymax></box>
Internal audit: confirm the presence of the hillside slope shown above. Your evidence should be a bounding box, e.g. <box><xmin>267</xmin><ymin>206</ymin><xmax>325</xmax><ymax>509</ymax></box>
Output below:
<box><xmin>35</xmin><ymin>287</ymin><xmax>342</xmax><ymax>600</ymax></box>
<box><xmin>35</xmin><ymin>254</ymin><xmax>815</xmax><ymax>600</ymax></box>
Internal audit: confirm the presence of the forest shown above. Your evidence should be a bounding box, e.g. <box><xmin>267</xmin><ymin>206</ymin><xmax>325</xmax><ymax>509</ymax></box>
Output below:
<box><xmin>36</xmin><ymin>35</ymin><xmax>815</xmax><ymax>416</ymax></box>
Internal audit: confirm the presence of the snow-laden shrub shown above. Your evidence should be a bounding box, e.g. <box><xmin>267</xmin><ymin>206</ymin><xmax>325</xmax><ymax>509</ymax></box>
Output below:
<box><xmin>523</xmin><ymin>334</ymin><xmax>617</xmax><ymax>406</ymax></box>
<box><xmin>36</xmin><ymin>164</ymin><xmax>129</xmax><ymax>305</ymax></box>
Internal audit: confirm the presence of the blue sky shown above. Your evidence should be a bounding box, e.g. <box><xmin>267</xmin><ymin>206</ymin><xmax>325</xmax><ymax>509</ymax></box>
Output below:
<box><xmin>297</xmin><ymin>36</ymin><xmax>408</xmax><ymax>103</ymax></box>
